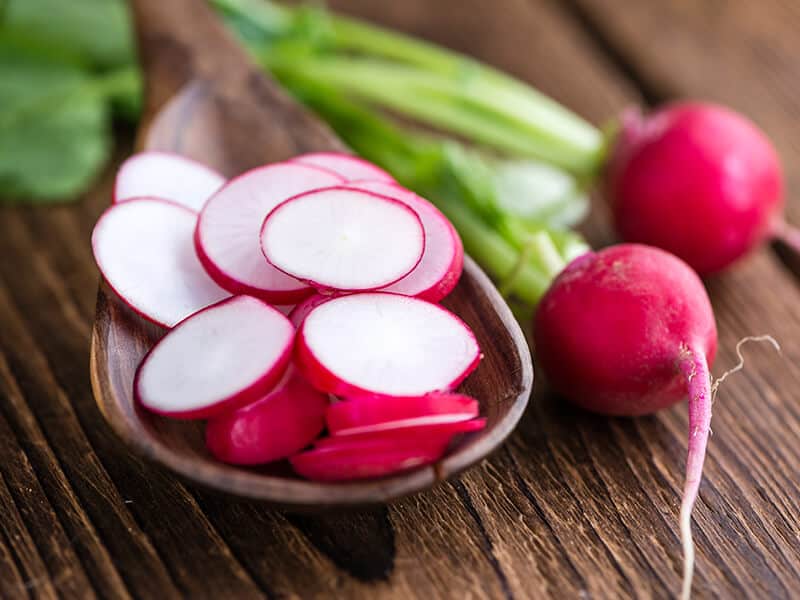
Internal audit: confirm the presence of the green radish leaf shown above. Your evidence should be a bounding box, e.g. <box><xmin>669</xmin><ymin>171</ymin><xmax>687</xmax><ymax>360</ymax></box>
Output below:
<box><xmin>0</xmin><ymin>39</ymin><xmax>110</xmax><ymax>202</ymax></box>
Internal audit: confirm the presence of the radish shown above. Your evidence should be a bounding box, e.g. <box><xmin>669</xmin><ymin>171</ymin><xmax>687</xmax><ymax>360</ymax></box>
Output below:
<box><xmin>195</xmin><ymin>163</ymin><xmax>344</xmax><ymax>304</ymax></box>
<box><xmin>91</xmin><ymin>197</ymin><xmax>230</xmax><ymax>327</ymax></box>
<box><xmin>295</xmin><ymin>293</ymin><xmax>481</xmax><ymax>399</ymax></box>
<box><xmin>345</xmin><ymin>181</ymin><xmax>464</xmax><ymax>302</ymax></box>
<box><xmin>321</xmin><ymin>418</ymin><xmax>487</xmax><ymax>444</ymax></box>
<box><xmin>260</xmin><ymin>187</ymin><xmax>425</xmax><ymax>291</ymax></box>
<box><xmin>135</xmin><ymin>295</ymin><xmax>294</xmax><ymax>419</ymax></box>
<box><xmin>205</xmin><ymin>368</ymin><xmax>328</xmax><ymax>465</ymax></box>
<box><xmin>291</xmin><ymin>151</ymin><xmax>395</xmax><ymax>183</ymax></box>
<box><xmin>288</xmin><ymin>293</ymin><xmax>335</xmax><ymax>328</ymax></box>
<box><xmin>533</xmin><ymin>243</ymin><xmax>717</xmax><ymax>599</ymax></box>
<box><xmin>606</xmin><ymin>102</ymin><xmax>785</xmax><ymax>275</ymax></box>
<box><xmin>326</xmin><ymin>393</ymin><xmax>479</xmax><ymax>436</ymax></box>
<box><xmin>290</xmin><ymin>437</ymin><xmax>447</xmax><ymax>482</ymax></box>
<box><xmin>114</xmin><ymin>151</ymin><xmax>225</xmax><ymax>211</ymax></box>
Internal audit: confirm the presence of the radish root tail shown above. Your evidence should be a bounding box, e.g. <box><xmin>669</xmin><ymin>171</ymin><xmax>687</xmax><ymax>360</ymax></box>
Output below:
<box><xmin>711</xmin><ymin>335</ymin><xmax>781</xmax><ymax>401</ymax></box>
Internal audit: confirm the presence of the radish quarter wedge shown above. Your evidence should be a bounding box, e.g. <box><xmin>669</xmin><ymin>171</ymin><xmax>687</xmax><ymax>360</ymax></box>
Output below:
<box><xmin>205</xmin><ymin>368</ymin><xmax>328</xmax><ymax>465</ymax></box>
<box><xmin>92</xmin><ymin>197</ymin><xmax>230</xmax><ymax>328</ymax></box>
<box><xmin>196</xmin><ymin>163</ymin><xmax>344</xmax><ymax>304</ymax></box>
<box><xmin>291</xmin><ymin>152</ymin><xmax>395</xmax><ymax>183</ymax></box>
<box><xmin>135</xmin><ymin>296</ymin><xmax>294</xmax><ymax>420</ymax></box>
<box><xmin>296</xmin><ymin>293</ymin><xmax>481</xmax><ymax>398</ymax></box>
<box><xmin>261</xmin><ymin>188</ymin><xmax>425</xmax><ymax>291</ymax></box>
<box><xmin>326</xmin><ymin>393</ymin><xmax>479</xmax><ymax>435</ymax></box>
<box><xmin>114</xmin><ymin>151</ymin><xmax>225</xmax><ymax>210</ymax></box>
<box><xmin>347</xmin><ymin>181</ymin><xmax>464</xmax><ymax>302</ymax></box>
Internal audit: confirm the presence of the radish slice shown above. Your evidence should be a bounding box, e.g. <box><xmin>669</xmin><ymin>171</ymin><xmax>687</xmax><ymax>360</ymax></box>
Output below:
<box><xmin>288</xmin><ymin>293</ymin><xmax>337</xmax><ymax>328</ymax></box>
<box><xmin>319</xmin><ymin>418</ymin><xmax>487</xmax><ymax>446</ymax></box>
<box><xmin>290</xmin><ymin>439</ymin><xmax>444</xmax><ymax>481</ymax></box>
<box><xmin>205</xmin><ymin>368</ymin><xmax>328</xmax><ymax>465</ymax></box>
<box><xmin>135</xmin><ymin>296</ymin><xmax>294</xmax><ymax>419</ymax></box>
<box><xmin>195</xmin><ymin>163</ymin><xmax>344</xmax><ymax>304</ymax></box>
<box><xmin>114</xmin><ymin>152</ymin><xmax>225</xmax><ymax>210</ymax></box>
<box><xmin>296</xmin><ymin>293</ymin><xmax>481</xmax><ymax>398</ymax></box>
<box><xmin>291</xmin><ymin>152</ymin><xmax>395</xmax><ymax>183</ymax></box>
<box><xmin>346</xmin><ymin>181</ymin><xmax>463</xmax><ymax>301</ymax></box>
<box><xmin>261</xmin><ymin>188</ymin><xmax>425</xmax><ymax>291</ymax></box>
<box><xmin>326</xmin><ymin>393</ymin><xmax>479</xmax><ymax>435</ymax></box>
<box><xmin>92</xmin><ymin>198</ymin><xmax>230</xmax><ymax>327</ymax></box>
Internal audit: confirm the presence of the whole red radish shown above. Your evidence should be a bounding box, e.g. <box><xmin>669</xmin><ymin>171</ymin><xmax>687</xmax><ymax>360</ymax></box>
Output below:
<box><xmin>606</xmin><ymin>102</ymin><xmax>784</xmax><ymax>275</ymax></box>
<box><xmin>533</xmin><ymin>244</ymin><xmax>716</xmax><ymax>599</ymax></box>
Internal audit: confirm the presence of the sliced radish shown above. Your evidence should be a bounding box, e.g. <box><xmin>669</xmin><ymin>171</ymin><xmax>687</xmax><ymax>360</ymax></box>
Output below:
<box><xmin>318</xmin><ymin>419</ymin><xmax>487</xmax><ymax>447</ymax></box>
<box><xmin>205</xmin><ymin>368</ymin><xmax>328</xmax><ymax>465</ymax></box>
<box><xmin>261</xmin><ymin>188</ymin><xmax>425</xmax><ymax>291</ymax></box>
<box><xmin>92</xmin><ymin>198</ymin><xmax>230</xmax><ymax>327</ymax></box>
<box><xmin>346</xmin><ymin>181</ymin><xmax>463</xmax><ymax>301</ymax></box>
<box><xmin>135</xmin><ymin>295</ymin><xmax>294</xmax><ymax>419</ymax></box>
<box><xmin>296</xmin><ymin>293</ymin><xmax>481</xmax><ymax>398</ymax></box>
<box><xmin>326</xmin><ymin>393</ymin><xmax>479</xmax><ymax>435</ymax></box>
<box><xmin>288</xmin><ymin>293</ymin><xmax>337</xmax><ymax>328</ymax></box>
<box><xmin>291</xmin><ymin>152</ymin><xmax>395</xmax><ymax>183</ymax></box>
<box><xmin>195</xmin><ymin>163</ymin><xmax>344</xmax><ymax>304</ymax></box>
<box><xmin>290</xmin><ymin>439</ymin><xmax>444</xmax><ymax>481</ymax></box>
<box><xmin>114</xmin><ymin>151</ymin><xmax>225</xmax><ymax>210</ymax></box>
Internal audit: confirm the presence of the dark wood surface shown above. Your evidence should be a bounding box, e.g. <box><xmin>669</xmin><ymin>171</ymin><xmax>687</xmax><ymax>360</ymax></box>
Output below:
<box><xmin>1</xmin><ymin>0</ymin><xmax>799</xmax><ymax>597</ymax></box>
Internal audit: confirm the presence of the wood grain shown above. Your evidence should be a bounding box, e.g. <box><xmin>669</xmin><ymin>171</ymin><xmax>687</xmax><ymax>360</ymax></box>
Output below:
<box><xmin>0</xmin><ymin>0</ymin><xmax>798</xmax><ymax>597</ymax></box>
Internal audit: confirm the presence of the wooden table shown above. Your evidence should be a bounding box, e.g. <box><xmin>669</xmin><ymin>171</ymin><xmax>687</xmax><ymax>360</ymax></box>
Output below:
<box><xmin>1</xmin><ymin>1</ymin><xmax>799</xmax><ymax>598</ymax></box>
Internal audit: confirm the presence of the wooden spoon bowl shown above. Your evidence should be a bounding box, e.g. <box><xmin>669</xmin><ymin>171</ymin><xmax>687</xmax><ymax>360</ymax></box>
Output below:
<box><xmin>89</xmin><ymin>0</ymin><xmax>532</xmax><ymax>509</ymax></box>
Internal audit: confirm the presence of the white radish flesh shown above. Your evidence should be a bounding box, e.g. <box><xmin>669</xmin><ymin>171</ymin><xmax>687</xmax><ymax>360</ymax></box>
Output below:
<box><xmin>195</xmin><ymin>163</ymin><xmax>344</xmax><ymax>304</ymax></box>
<box><xmin>92</xmin><ymin>198</ymin><xmax>230</xmax><ymax>327</ymax></box>
<box><xmin>291</xmin><ymin>152</ymin><xmax>395</xmax><ymax>183</ymax></box>
<box><xmin>296</xmin><ymin>293</ymin><xmax>481</xmax><ymax>398</ymax></box>
<box><xmin>346</xmin><ymin>181</ymin><xmax>463</xmax><ymax>301</ymax></box>
<box><xmin>288</xmin><ymin>293</ymin><xmax>336</xmax><ymax>328</ymax></box>
<box><xmin>135</xmin><ymin>296</ymin><xmax>294</xmax><ymax>419</ymax></box>
<box><xmin>261</xmin><ymin>188</ymin><xmax>425</xmax><ymax>291</ymax></box>
<box><xmin>114</xmin><ymin>151</ymin><xmax>225</xmax><ymax>210</ymax></box>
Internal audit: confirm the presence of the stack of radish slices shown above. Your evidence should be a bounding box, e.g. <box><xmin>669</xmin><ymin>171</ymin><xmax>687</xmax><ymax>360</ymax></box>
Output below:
<box><xmin>93</xmin><ymin>151</ymin><xmax>485</xmax><ymax>481</ymax></box>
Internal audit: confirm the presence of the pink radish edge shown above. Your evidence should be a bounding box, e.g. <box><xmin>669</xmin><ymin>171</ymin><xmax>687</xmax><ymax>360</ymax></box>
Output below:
<box><xmin>290</xmin><ymin>152</ymin><xmax>395</xmax><ymax>183</ymax></box>
<box><xmin>259</xmin><ymin>187</ymin><xmax>426</xmax><ymax>292</ymax></box>
<box><xmin>134</xmin><ymin>296</ymin><xmax>294</xmax><ymax>420</ymax></box>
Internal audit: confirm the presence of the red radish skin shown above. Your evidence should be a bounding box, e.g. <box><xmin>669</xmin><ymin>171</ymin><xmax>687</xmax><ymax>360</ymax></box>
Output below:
<box><xmin>260</xmin><ymin>187</ymin><xmax>426</xmax><ymax>292</ymax></box>
<box><xmin>346</xmin><ymin>181</ymin><xmax>464</xmax><ymax>302</ymax></box>
<box><xmin>114</xmin><ymin>151</ymin><xmax>225</xmax><ymax>210</ymax></box>
<box><xmin>326</xmin><ymin>393</ymin><xmax>479</xmax><ymax>436</ymax></box>
<box><xmin>135</xmin><ymin>296</ymin><xmax>294</xmax><ymax>420</ymax></box>
<box><xmin>195</xmin><ymin>163</ymin><xmax>344</xmax><ymax>304</ymax></box>
<box><xmin>288</xmin><ymin>293</ymin><xmax>337</xmax><ymax>328</ymax></box>
<box><xmin>295</xmin><ymin>293</ymin><xmax>481</xmax><ymax>400</ymax></box>
<box><xmin>92</xmin><ymin>197</ymin><xmax>230</xmax><ymax>328</ymax></box>
<box><xmin>291</xmin><ymin>152</ymin><xmax>395</xmax><ymax>183</ymax></box>
<box><xmin>323</xmin><ymin>418</ymin><xmax>487</xmax><ymax>443</ymax></box>
<box><xmin>205</xmin><ymin>369</ymin><xmax>329</xmax><ymax>465</ymax></box>
<box><xmin>533</xmin><ymin>244</ymin><xmax>717</xmax><ymax>599</ymax></box>
<box><xmin>606</xmin><ymin>102</ymin><xmax>784</xmax><ymax>275</ymax></box>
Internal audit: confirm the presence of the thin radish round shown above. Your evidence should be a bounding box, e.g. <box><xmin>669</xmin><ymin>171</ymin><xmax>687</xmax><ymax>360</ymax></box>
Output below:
<box><xmin>296</xmin><ymin>293</ymin><xmax>481</xmax><ymax>399</ymax></box>
<box><xmin>260</xmin><ymin>188</ymin><xmax>425</xmax><ymax>291</ymax></box>
<box><xmin>346</xmin><ymin>181</ymin><xmax>463</xmax><ymax>302</ymax></box>
<box><xmin>205</xmin><ymin>368</ymin><xmax>328</xmax><ymax>465</ymax></box>
<box><xmin>290</xmin><ymin>438</ymin><xmax>444</xmax><ymax>481</ymax></box>
<box><xmin>320</xmin><ymin>419</ymin><xmax>486</xmax><ymax>446</ymax></box>
<box><xmin>326</xmin><ymin>393</ymin><xmax>479</xmax><ymax>436</ymax></box>
<box><xmin>92</xmin><ymin>198</ymin><xmax>230</xmax><ymax>327</ymax></box>
<box><xmin>135</xmin><ymin>296</ymin><xmax>294</xmax><ymax>419</ymax></box>
<box><xmin>114</xmin><ymin>151</ymin><xmax>225</xmax><ymax>210</ymax></box>
<box><xmin>290</xmin><ymin>152</ymin><xmax>395</xmax><ymax>183</ymax></box>
<box><xmin>288</xmin><ymin>293</ymin><xmax>336</xmax><ymax>328</ymax></box>
<box><xmin>195</xmin><ymin>163</ymin><xmax>344</xmax><ymax>304</ymax></box>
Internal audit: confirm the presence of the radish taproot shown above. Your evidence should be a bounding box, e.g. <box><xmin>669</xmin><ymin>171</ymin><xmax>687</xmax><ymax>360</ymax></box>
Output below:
<box><xmin>260</xmin><ymin>187</ymin><xmax>425</xmax><ymax>291</ymax></box>
<box><xmin>296</xmin><ymin>293</ymin><xmax>481</xmax><ymax>399</ymax></box>
<box><xmin>606</xmin><ymin>102</ymin><xmax>784</xmax><ymax>275</ymax></box>
<box><xmin>205</xmin><ymin>368</ymin><xmax>328</xmax><ymax>464</ymax></box>
<box><xmin>346</xmin><ymin>181</ymin><xmax>464</xmax><ymax>302</ymax></box>
<box><xmin>135</xmin><ymin>296</ymin><xmax>294</xmax><ymax>419</ymax></box>
<box><xmin>533</xmin><ymin>243</ymin><xmax>717</xmax><ymax>599</ymax></box>
<box><xmin>195</xmin><ymin>163</ymin><xmax>344</xmax><ymax>304</ymax></box>
<box><xmin>114</xmin><ymin>151</ymin><xmax>225</xmax><ymax>210</ymax></box>
<box><xmin>92</xmin><ymin>197</ymin><xmax>230</xmax><ymax>327</ymax></box>
<box><xmin>291</xmin><ymin>151</ymin><xmax>395</xmax><ymax>183</ymax></box>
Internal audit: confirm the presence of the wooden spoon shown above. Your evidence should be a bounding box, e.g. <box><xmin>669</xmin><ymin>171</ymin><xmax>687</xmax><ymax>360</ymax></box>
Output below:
<box><xmin>90</xmin><ymin>0</ymin><xmax>532</xmax><ymax>509</ymax></box>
